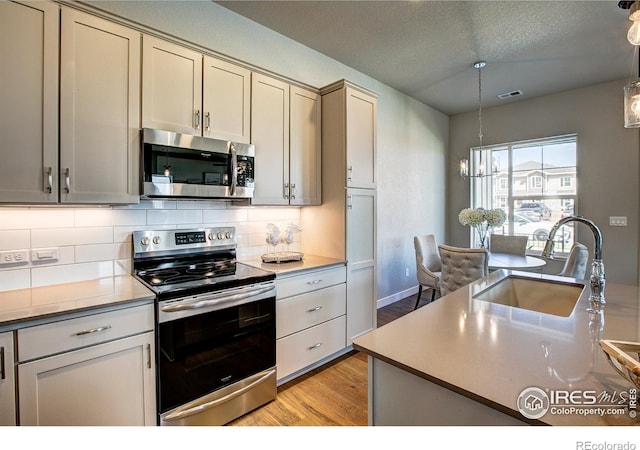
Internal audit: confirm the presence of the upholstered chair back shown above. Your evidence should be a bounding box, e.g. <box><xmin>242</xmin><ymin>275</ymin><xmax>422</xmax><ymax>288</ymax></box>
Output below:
<box><xmin>438</xmin><ymin>244</ymin><xmax>489</xmax><ymax>296</ymax></box>
<box><xmin>558</xmin><ymin>242</ymin><xmax>589</xmax><ymax>279</ymax></box>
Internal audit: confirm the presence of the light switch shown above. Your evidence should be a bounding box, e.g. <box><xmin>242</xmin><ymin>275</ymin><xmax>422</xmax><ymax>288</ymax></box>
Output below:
<box><xmin>609</xmin><ymin>216</ymin><xmax>627</xmax><ymax>227</ymax></box>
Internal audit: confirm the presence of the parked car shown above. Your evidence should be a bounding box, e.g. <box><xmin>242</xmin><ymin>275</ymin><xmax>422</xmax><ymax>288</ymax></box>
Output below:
<box><xmin>516</xmin><ymin>202</ymin><xmax>552</xmax><ymax>220</ymax></box>
<box><xmin>561</xmin><ymin>204</ymin><xmax>574</xmax><ymax>218</ymax></box>
<box><xmin>499</xmin><ymin>214</ymin><xmax>571</xmax><ymax>243</ymax></box>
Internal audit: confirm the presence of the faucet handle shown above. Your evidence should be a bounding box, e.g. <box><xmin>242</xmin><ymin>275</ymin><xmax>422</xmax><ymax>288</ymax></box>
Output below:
<box><xmin>541</xmin><ymin>238</ymin><xmax>555</xmax><ymax>258</ymax></box>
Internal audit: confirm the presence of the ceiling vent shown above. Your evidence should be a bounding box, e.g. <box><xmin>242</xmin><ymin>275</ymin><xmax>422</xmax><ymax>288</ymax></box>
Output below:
<box><xmin>498</xmin><ymin>90</ymin><xmax>523</xmax><ymax>100</ymax></box>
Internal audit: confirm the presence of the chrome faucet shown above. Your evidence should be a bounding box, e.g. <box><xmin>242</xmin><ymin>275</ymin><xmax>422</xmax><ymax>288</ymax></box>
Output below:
<box><xmin>541</xmin><ymin>216</ymin><xmax>605</xmax><ymax>310</ymax></box>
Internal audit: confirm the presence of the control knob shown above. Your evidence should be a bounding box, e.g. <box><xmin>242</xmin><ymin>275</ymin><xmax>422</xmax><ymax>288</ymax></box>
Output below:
<box><xmin>217</xmin><ymin>232</ymin><xmax>224</xmax><ymax>240</ymax></box>
<box><xmin>153</xmin><ymin>236</ymin><xmax>161</xmax><ymax>244</ymax></box>
<box><xmin>141</xmin><ymin>237</ymin><xmax>150</xmax><ymax>246</ymax></box>
<box><xmin>225</xmin><ymin>231</ymin><xmax>233</xmax><ymax>239</ymax></box>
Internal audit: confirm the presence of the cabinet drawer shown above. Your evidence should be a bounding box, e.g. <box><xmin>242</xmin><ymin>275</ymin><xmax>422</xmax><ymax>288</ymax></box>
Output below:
<box><xmin>18</xmin><ymin>304</ymin><xmax>154</xmax><ymax>362</ymax></box>
<box><xmin>276</xmin><ymin>283</ymin><xmax>346</xmax><ymax>338</ymax></box>
<box><xmin>276</xmin><ymin>266</ymin><xmax>346</xmax><ymax>299</ymax></box>
<box><xmin>276</xmin><ymin>315</ymin><xmax>346</xmax><ymax>380</ymax></box>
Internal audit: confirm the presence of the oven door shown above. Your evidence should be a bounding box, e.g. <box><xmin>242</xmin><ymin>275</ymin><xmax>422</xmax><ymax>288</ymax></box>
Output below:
<box><xmin>157</xmin><ymin>282</ymin><xmax>276</xmax><ymax>426</ymax></box>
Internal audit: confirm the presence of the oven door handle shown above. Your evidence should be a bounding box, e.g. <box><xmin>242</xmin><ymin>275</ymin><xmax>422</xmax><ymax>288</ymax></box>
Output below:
<box><xmin>160</xmin><ymin>284</ymin><xmax>275</xmax><ymax>313</ymax></box>
<box><xmin>163</xmin><ymin>368</ymin><xmax>276</xmax><ymax>422</ymax></box>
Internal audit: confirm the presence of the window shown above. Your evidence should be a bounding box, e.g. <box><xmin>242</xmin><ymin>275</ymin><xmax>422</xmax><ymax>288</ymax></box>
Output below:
<box><xmin>468</xmin><ymin>134</ymin><xmax>577</xmax><ymax>254</ymax></box>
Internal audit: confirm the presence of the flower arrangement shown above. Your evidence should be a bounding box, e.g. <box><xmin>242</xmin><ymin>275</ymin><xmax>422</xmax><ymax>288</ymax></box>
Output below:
<box><xmin>458</xmin><ymin>207</ymin><xmax>506</xmax><ymax>248</ymax></box>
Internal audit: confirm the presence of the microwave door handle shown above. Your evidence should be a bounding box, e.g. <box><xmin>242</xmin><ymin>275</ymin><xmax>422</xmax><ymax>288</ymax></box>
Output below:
<box><xmin>228</xmin><ymin>141</ymin><xmax>237</xmax><ymax>196</ymax></box>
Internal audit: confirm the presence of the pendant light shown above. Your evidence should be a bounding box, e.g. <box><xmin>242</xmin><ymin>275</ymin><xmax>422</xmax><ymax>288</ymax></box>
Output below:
<box><xmin>460</xmin><ymin>61</ymin><xmax>498</xmax><ymax>179</ymax></box>
<box><xmin>622</xmin><ymin>1</ymin><xmax>640</xmax><ymax>127</ymax></box>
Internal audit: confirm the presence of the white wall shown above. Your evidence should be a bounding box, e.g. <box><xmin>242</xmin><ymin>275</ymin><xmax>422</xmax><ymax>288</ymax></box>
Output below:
<box><xmin>449</xmin><ymin>79</ymin><xmax>639</xmax><ymax>285</ymax></box>
<box><xmin>0</xmin><ymin>1</ymin><xmax>448</xmax><ymax>301</ymax></box>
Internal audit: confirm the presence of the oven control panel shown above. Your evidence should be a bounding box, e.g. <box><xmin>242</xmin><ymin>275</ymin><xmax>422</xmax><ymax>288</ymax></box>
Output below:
<box><xmin>133</xmin><ymin>227</ymin><xmax>236</xmax><ymax>255</ymax></box>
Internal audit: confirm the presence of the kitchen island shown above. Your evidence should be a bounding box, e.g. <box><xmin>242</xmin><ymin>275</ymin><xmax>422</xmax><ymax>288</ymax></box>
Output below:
<box><xmin>352</xmin><ymin>269</ymin><xmax>640</xmax><ymax>426</ymax></box>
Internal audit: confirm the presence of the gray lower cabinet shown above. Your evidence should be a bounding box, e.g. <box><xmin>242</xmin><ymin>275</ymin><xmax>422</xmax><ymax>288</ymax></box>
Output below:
<box><xmin>17</xmin><ymin>304</ymin><xmax>156</xmax><ymax>426</ymax></box>
<box><xmin>0</xmin><ymin>331</ymin><xmax>16</xmax><ymax>425</ymax></box>
<box><xmin>275</xmin><ymin>266</ymin><xmax>347</xmax><ymax>383</ymax></box>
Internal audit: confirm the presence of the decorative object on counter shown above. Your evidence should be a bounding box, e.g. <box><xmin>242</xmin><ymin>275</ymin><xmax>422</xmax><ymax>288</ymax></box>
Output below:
<box><xmin>599</xmin><ymin>339</ymin><xmax>640</xmax><ymax>390</ymax></box>
<box><xmin>262</xmin><ymin>223</ymin><xmax>304</xmax><ymax>263</ymax></box>
<box><xmin>458</xmin><ymin>207</ymin><xmax>506</xmax><ymax>248</ymax></box>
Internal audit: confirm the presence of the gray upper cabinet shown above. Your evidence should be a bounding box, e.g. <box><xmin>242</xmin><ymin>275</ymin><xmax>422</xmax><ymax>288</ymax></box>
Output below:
<box><xmin>0</xmin><ymin>2</ymin><xmax>140</xmax><ymax>205</ymax></box>
<box><xmin>142</xmin><ymin>35</ymin><xmax>251</xmax><ymax>143</ymax></box>
<box><xmin>252</xmin><ymin>73</ymin><xmax>321</xmax><ymax>206</ymax></box>
<box><xmin>0</xmin><ymin>1</ymin><xmax>59</xmax><ymax>203</ymax></box>
<box><xmin>59</xmin><ymin>7</ymin><xmax>140</xmax><ymax>204</ymax></box>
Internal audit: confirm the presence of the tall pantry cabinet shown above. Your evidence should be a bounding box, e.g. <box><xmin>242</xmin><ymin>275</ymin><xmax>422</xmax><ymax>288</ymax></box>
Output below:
<box><xmin>301</xmin><ymin>80</ymin><xmax>378</xmax><ymax>345</ymax></box>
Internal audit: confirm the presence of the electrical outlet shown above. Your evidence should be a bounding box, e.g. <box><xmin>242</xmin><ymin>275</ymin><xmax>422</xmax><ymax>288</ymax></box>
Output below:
<box><xmin>609</xmin><ymin>216</ymin><xmax>627</xmax><ymax>227</ymax></box>
<box><xmin>0</xmin><ymin>250</ymin><xmax>29</xmax><ymax>266</ymax></box>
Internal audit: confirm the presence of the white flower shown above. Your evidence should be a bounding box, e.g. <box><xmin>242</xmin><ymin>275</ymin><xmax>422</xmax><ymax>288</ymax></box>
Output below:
<box><xmin>458</xmin><ymin>208</ymin><xmax>485</xmax><ymax>227</ymax></box>
<box><xmin>458</xmin><ymin>207</ymin><xmax>505</xmax><ymax>228</ymax></box>
<box><xmin>485</xmin><ymin>209</ymin><xmax>506</xmax><ymax>227</ymax></box>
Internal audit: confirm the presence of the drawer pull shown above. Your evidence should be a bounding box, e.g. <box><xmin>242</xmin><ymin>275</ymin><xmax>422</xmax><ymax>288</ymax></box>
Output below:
<box><xmin>73</xmin><ymin>325</ymin><xmax>112</xmax><ymax>336</ymax></box>
<box><xmin>307</xmin><ymin>306</ymin><xmax>323</xmax><ymax>313</ymax></box>
<box><xmin>307</xmin><ymin>342</ymin><xmax>323</xmax><ymax>350</ymax></box>
<box><xmin>306</xmin><ymin>279</ymin><xmax>323</xmax><ymax>285</ymax></box>
<box><xmin>0</xmin><ymin>347</ymin><xmax>5</xmax><ymax>380</ymax></box>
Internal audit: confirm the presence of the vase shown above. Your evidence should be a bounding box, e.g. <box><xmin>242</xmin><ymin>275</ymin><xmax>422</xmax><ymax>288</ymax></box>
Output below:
<box><xmin>475</xmin><ymin>223</ymin><xmax>489</xmax><ymax>248</ymax></box>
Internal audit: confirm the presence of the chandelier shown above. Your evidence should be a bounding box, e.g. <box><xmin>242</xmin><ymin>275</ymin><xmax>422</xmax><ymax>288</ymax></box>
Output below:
<box><xmin>460</xmin><ymin>61</ymin><xmax>498</xmax><ymax>179</ymax></box>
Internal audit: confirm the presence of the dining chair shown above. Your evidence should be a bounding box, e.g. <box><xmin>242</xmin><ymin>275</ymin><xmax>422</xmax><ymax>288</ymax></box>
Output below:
<box><xmin>557</xmin><ymin>242</ymin><xmax>589</xmax><ymax>279</ymax></box>
<box><xmin>413</xmin><ymin>235</ymin><xmax>441</xmax><ymax>309</ymax></box>
<box><xmin>438</xmin><ymin>244</ymin><xmax>489</xmax><ymax>296</ymax></box>
<box><xmin>488</xmin><ymin>234</ymin><xmax>528</xmax><ymax>256</ymax></box>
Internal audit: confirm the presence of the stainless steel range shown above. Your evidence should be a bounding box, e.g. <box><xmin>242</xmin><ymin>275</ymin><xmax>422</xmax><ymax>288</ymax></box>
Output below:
<box><xmin>132</xmin><ymin>227</ymin><xmax>276</xmax><ymax>426</ymax></box>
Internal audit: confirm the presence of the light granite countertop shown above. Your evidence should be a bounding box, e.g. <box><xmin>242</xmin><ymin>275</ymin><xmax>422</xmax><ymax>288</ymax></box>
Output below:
<box><xmin>353</xmin><ymin>269</ymin><xmax>640</xmax><ymax>426</ymax></box>
<box><xmin>0</xmin><ymin>275</ymin><xmax>155</xmax><ymax>331</ymax></box>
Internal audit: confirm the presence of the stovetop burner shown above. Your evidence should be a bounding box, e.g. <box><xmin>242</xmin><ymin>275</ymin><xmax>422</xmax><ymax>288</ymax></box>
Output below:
<box><xmin>132</xmin><ymin>227</ymin><xmax>275</xmax><ymax>300</ymax></box>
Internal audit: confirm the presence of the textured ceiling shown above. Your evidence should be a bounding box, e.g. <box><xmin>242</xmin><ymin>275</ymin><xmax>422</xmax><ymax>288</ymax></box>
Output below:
<box><xmin>216</xmin><ymin>1</ymin><xmax>636</xmax><ymax>115</ymax></box>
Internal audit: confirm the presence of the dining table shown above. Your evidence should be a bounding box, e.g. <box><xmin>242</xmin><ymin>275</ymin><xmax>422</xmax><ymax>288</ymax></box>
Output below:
<box><xmin>487</xmin><ymin>252</ymin><xmax>546</xmax><ymax>271</ymax></box>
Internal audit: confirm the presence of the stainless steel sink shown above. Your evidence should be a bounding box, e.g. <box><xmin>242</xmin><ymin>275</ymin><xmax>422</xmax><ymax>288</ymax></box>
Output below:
<box><xmin>473</xmin><ymin>275</ymin><xmax>584</xmax><ymax>317</ymax></box>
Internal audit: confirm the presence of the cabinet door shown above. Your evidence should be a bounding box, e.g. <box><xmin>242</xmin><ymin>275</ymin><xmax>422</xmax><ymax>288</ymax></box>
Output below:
<box><xmin>251</xmin><ymin>73</ymin><xmax>290</xmax><ymax>205</ymax></box>
<box><xmin>59</xmin><ymin>8</ymin><xmax>140</xmax><ymax>204</ymax></box>
<box><xmin>290</xmin><ymin>86</ymin><xmax>321</xmax><ymax>206</ymax></box>
<box><xmin>0</xmin><ymin>1</ymin><xmax>58</xmax><ymax>203</ymax></box>
<box><xmin>19</xmin><ymin>332</ymin><xmax>156</xmax><ymax>426</ymax></box>
<box><xmin>346</xmin><ymin>188</ymin><xmax>377</xmax><ymax>343</ymax></box>
<box><xmin>0</xmin><ymin>332</ymin><xmax>16</xmax><ymax>426</ymax></box>
<box><xmin>203</xmin><ymin>56</ymin><xmax>251</xmax><ymax>143</ymax></box>
<box><xmin>142</xmin><ymin>35</ymin><xmax>203</xmax><ymax>135</ymax></box>
<box><xmin>346</xmin><ymin>87</ymin><xmax>377</xmax><ymax>189</ymax></box>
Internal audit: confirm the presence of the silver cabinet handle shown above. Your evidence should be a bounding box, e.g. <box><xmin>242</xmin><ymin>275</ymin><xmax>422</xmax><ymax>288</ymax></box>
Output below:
<box><xmin>306</xmin><ymin>279</ymin><xmax>322</xmax><ymax>285</ymax></box>
<box><xmin>307</xmin><ymin>342</ymin><xmax>323</xmax><ymax>350</ymax></box>
<box><xmin>290</xmin><ymin>183</ymin><xmax>296</xmax><ymax>200</ymax></box>
<box><xmin>0</xmin><ymin>347</ymin><xmax>5</xmax><ymax>380</ymax></box>
<box><xmin>194</xmin><ymin>109</ymin><xmax>201</xmax><ymax>130</ymax></box>
<box><xmin>73</xmin><ymin>325</ymin><xmax>112</xmax><ymax>336</ymax></box>
<box><xmin>306</xmin><ymin>306</ymin><xmax>323</xmax><ymax>312</ymax></box>
<box><xmin>205</xmin><ymin>112</ymin><xmax>211</xmax><ymax>131</ymax></box>
<box><xmin>347</xmin><ymin>194</ymin><xmax>353</xmax><ymax>209</ymax></box>
<box><xmin>146</xmin><ymin>343</ymin><xmax>152</xmax><ymax>369</ymax></box>
<box><xmin>163</xmin><ymin>368</ymin><xmax>276</xmax><ymax>422</ymax></box>
<box><xmin>64</xmin><ymin>168</ymin><xmax>70</xmax><ymax>193</ymax></box>
<box><xmin>44</xmin><ymin>167</ymin><xmax>52</xmax><ymax>194</ymax></box>
<box><xmin>284</xmin><ymin>182</ymin><xmax>289</xmax><ymax>200</ymax></box>
<box><xmin>347</xmin><ymin>165</ymin><xmax>353</xmax><ymax>181</ymax></box>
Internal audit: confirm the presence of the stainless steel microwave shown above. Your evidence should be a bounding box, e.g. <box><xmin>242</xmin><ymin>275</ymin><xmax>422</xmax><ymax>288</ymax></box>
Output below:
<box><xmin>141</xmin><ymin>128</ymin><xmax>255</xmax><ymax>200</ymax></box>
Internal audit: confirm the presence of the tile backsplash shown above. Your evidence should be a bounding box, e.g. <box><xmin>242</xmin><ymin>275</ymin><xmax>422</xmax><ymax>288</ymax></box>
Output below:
<box><xmin>0</xmin><ymin>199</ymin><xmax>301</xmax><ymax>291</ymax></box>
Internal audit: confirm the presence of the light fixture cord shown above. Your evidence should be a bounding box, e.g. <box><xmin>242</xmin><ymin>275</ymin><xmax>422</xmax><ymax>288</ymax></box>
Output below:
<box><xmin>478</xmin><ymin>65</ymin><xmax>483</xmax><ymax>149</ymax></box>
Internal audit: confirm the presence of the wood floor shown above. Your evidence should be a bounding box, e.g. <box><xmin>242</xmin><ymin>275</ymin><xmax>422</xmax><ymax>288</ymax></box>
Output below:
<box><xmin>227</xmin><ymin>293</ymin><xmax>418</xmax><ymax>426</ymax></box>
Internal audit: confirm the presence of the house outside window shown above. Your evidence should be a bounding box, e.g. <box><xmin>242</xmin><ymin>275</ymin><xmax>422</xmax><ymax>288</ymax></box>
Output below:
<box><xmin>467</xmin><ymin>134</ymin><xmax>577</xmax><ymax>254</ymax></box>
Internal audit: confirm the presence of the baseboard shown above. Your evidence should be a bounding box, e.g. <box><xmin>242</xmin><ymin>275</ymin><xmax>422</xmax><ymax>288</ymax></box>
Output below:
<box><xmin>376</xmin><ymin>285</ymin><xmax>418</xmax><ymax>309</ymax></box>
